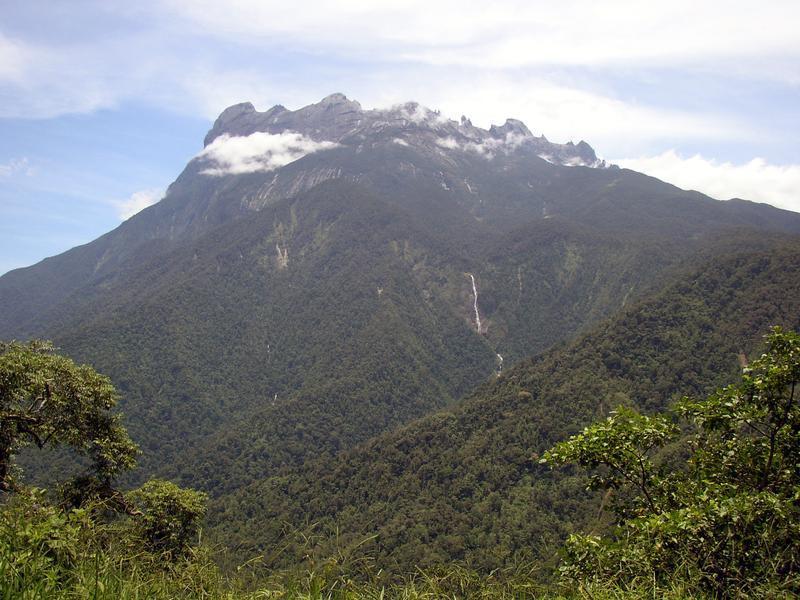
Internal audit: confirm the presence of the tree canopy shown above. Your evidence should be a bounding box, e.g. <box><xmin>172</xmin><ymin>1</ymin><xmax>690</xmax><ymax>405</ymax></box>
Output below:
<box><xmin>544</xmin><ymin>326</ymin><xmax>800</xmax><ymax>596</ymax></box>
<box><xmin>0</xmin><ymin>339</ymin><xmax>211</xmax><ymax>600</ymax></box>
<box><xmin>0</xmin><ymin>340</ymin><xmax>138</xmax><ymax>500</ymax></box>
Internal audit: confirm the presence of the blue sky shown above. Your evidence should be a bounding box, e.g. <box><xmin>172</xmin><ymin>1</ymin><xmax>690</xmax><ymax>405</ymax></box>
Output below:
<box><xmin>2</xmin><ymin>0</ymin><xmax>799</xmax><ymax>275</ymax></box>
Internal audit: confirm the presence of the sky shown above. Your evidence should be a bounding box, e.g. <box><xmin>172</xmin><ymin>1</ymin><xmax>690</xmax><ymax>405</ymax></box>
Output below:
<box><xmin>1</xmin><ymin>1</ymin><xmax>799</xmax><ymax>275</ymax></box>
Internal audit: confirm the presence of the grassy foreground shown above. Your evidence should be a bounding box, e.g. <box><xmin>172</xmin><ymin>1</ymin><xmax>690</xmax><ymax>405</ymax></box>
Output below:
<box><xmin>0</xmin><ymin>488</ymin><xmax>704</xmax><ymax>599</ymax></box>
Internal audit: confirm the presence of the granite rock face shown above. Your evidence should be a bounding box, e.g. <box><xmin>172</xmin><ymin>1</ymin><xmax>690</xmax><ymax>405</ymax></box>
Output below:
<box><xmin>203</xmin><ymin>93</ymin><xmax>605</xmax><ymax>169</ymax></box>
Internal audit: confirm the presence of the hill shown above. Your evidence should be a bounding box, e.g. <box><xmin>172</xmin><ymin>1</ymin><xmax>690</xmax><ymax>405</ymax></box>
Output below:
<box><xmin>210</xmin><ymin>239</ymin><xmax>800</xmax><ymax>573</ymax></box>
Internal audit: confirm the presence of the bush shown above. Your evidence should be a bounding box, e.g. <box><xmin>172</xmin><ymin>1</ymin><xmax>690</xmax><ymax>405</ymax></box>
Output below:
<box><xmin>544</xmin><ymin>327</ymin><xmax>800</xmax><ymax>596</ymax></box>
<box><xmin>129</xmin><ymin>479</ymin><xmax>208</xmax><ymax>559</ymax></box>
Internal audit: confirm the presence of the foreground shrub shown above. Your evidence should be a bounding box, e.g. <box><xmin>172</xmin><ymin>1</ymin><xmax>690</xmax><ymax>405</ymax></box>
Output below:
<box><xmin>544</xmin><ymin>327</ymin><xmax>800</xmax><ymax>597</ymax></box>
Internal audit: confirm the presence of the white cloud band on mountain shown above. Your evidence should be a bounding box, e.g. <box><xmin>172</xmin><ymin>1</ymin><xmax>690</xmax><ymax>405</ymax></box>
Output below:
<box><xmin>615</xmin><ymin>151</ymin><xmax>800</xmax><ymax>213</ymax></box>
<box><xmin>197</xmin><ymin>132</ymin><xmax>339</xmax><ymax>176</ymax></box>
<box><xmin>435</xmin><ymin>133</ymin><xmax>526</xmax><ymax>158</ymax></box>
<box><xmin>116</xmin><ymin>189</ymin><xmax>164</xmax><ymax>220</ymax></box>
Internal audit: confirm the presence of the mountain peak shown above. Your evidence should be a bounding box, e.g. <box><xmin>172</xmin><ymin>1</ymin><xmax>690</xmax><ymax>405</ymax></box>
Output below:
<box><xmin>213</xmin><ymin>101</ymin><xmax>255</xmax><ymax>126</ymax></box>
<box><xmin>490</xmin><ymin>118</ymin><xmax>532</xmax><ymax>138</ymax></box>
<box><xmin>319</xmin><ymin>92</ymin><xmax>361</xmax><ymax>110</ymax></box>
<box><xmin>204</xmin><ymin>102</ymin><xmax>258</xmax><ymax>146</ymax></box>
<box><xmin>201</xmin><ymin>93</ymin><xmax>610</xmax><ymax>169</ymax></box>
<box><xmin>220</xmin><ymin>101</ymin><xmax>255</xmax><ymax>115</ymax></box>
<box><xmin>574</xmin><ymin>140</ymin><xmax>598</xmax><ymax>162</ymax></box>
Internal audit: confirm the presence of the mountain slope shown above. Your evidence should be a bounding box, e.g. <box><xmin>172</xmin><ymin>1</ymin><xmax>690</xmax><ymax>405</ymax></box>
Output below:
<box><xmin>3</xmin><ymin>94</ymin><xmax>800</xmax><ymax>340</ymax></box>
<box><xmin>5</xmin><ymin>93</ymin><xmax>800</xmax><ymax>502</ymax></box>
<box><xmin>19</xmin><ymin>180</ymin><xmax>496</xmax><ymax>490</ymax></box>
<box><xmin>211</xmin><ymin>238</ymin><xmax>800</xmax><ymax>573</ymax></box>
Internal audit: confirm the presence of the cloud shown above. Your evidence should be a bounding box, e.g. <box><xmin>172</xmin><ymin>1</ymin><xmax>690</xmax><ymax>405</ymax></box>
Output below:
<box><xmin>0</xmin><ymin>34</ymin><xmax>136</xmax><ymax>118</ymax></box>
<box><xmin>614</xmin><ymin>151</ymin><xmax>800</xmax><ymax>213</ymax></box>
<box><xmin>377</xmin><ymin>72</ymin><xmax>747</xmax><ymax>160</ymax></box>
<box><xmin>469</xmin><ymin>133</ymin><xmax>527</xmax><ymax>157</ymax></box>
<box><xmin>435</xmin><ymin>137</ymin><xmax>460</xmax><ymax>150</ymax></box>
<box><xmin>116</xmin><ymin>188</ymin><xmax>164</xmax><ymax>219</ymax></box>
<box><xmin>394</xmin><ymin>102</ymin><xmax>449</xmax><ymax>126</ymax></box>
<box><xmin>3</xmin><ymin>2</ymin><xmax>796</xmax><ymax>118</ymax></box>
<box><xmin>197</xmin><ymin>131</ymin><xmax>339</xmax><ymax>176</ymax></box>
<box><xmin>164</xmin><ymin>0</ymin><xmax>800</xmax><ymax>74</ymax></box>
<box><xmin>0</xmin><ymin>34</ymin><xmax>34</xmax><ymax>82</ymax></box>
<box><xmin>139</xmin><ymin>66</ymin><xmax>757</xmax><ymax>158</ymax></box>
<box><xmin>0</xmin><ymin>2</ymin><xmax>777</xmax><ymax>162</ymax></box>
<box><xmin>395</xmin><ymin>75</ymin><xmax>744</xmax><ymax>155</ymax></box>
<box><xmin>0</xmin><ymin>157</ymin><xmax>33</xmax><ymax>177</ymax></box>
<box><xmin>435</xmin><ymin>132</ymin><xmax>526</xmax><ymax>158</ymax></box>
<box><xmin>1</xmin><ymin>1</ymin><xmax>795</xmax><ymax>217</ymax></box>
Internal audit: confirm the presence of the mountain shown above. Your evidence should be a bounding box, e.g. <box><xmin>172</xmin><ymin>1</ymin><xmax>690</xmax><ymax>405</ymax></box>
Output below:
<box><xmin>211</xmin><ymin>238</ymin><xmax>800</xmax><ymax>573</ymax></box>
<box><xmin>3</xmin><ymin>93</ymin><xmax>800</xmax><ymax>501</ymax></box>
<box><xmin>3</xmin><ymin>93</ymin><xmax>799</xmax><ymax>340</ymax></box>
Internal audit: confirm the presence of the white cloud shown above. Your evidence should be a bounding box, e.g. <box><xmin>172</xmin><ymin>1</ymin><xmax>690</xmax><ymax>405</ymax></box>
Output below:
<box><xmin>435</xmin><ymin>132</ymin><xmax>526</xmax><ymax>158</ymax></box>
<box><xmin>615</xmin><ymin>151</ymin><xmax>800</xmax><ymax>212</ymax></box>
<box><xmin>435</xmin><ymin>137</ymin><xmax>460</xmax><ymax>150</ymax></box>
<box><xmin>116</xmin><ymin>188</ymin><xmax>164</xmax><ymax>219</ymax></box>
<box><xmin>163</xmin><ymin>0</ymin><xmax>800</xmax><ymax>74</ymax></box>
<box><xmin>0</xmin><ymin>157</ymin><xmax>33</xmax><ymax>177</ymax></box>
<box><xmin>397</xmin><ymin>103</ymin><xmax>431</xmax><ymax>124</ymax></box>
<box><xmin>154</xmin><ymin>68</ymin><xmax>755</xmax><ymax>157</ymax></box>
<box><xmin>197</xmin><ymin>131</ymin><xmax>339</xmax><ymax>176</ymax></box>
<box><xmin>0</xmin><ymin>34</ymin><xmax>34</xmax><ymax>82</ymax></box>
<box><xmin>0</xmin><ymin>1</ymin><xmax>777</xmax><ymax>161</ymax></box>
<box><xmin>3</xmin><ymin>1</ymin><xmax>796</xmax><ymax>119</ymax></box>
<box><xmin>0</xmin><ymin>33</ymin><xmax>140</xmax><ymax>118</ymax></box>
<box><xmin>0</xmin><ymin>1</ymin><xmax>795</xmax><ymax>198</ymax></box>
<box><xmin>371</xmin><ymin>75</ymin><xmax>743</xmax><ymax>157</ymax></box>
<box><xmin>394</xmin><ymin>102</ymin><xmax>449</xmax><ymax>126</ymax></box>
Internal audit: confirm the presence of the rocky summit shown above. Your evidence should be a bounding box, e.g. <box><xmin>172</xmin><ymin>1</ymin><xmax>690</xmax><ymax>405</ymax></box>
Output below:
<box><xmin>203</xmin><ymin>93</ymin><xmax>608</xmax><ymax>168</ymax></box>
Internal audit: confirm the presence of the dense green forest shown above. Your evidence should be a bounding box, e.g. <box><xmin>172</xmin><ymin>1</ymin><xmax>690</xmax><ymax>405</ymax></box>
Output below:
<box><xmin>13</xmin><ymin>179</ymin><xmax>800</xmax><ymax>501</ymax></box>
<box><xmin>3</xmin><ymin>295</ymin><xmax>799</xmax><ymax>598</ymax></box>
<box><xmin>209</xmin><ymin>239</ymin><xmax>800</xmax><ymax>577</ymax></box>
<box><xmin>3</xmin><ymin>237</ymin><xmax>800</xmax><ymax>597</ymax></box>
<box><xmin>11</xmin><ymin>177</ymin><xmax>767</xmax><ymax>497</ymax></box>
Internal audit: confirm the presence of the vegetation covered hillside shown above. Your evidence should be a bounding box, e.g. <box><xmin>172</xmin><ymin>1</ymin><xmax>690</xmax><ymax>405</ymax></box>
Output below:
<box><xmin>211</xmin><ymin>239</ymin><xmax>800</xmax><ymax>575</ymax></box>
<box><xmin>18</xmin><ymin>181</ymin><xmax>496</xmax><ymax>493</ymax></box>
<box><xmin>6</xmin><ymin>96</ymin><xmax>800</xmax><ymax>505</ymax></box>
<box><xmin>5</xmin><ymin>326</ymin><xmax>800</xmax><ymax>598</ymax></box>
<box><xmin>5</xmin><ymin>97</ymin><xmax>800</xmax><ymax>599</ymax></box>
<box><xmin>13</xmin><ymin>180</ymin><xmax>771</xmax><ymax>498</ymax></box>
<box><xmin>544</xmin><ymin>326</ymin><xmax>800</xmax><ymax>596</ymax></box>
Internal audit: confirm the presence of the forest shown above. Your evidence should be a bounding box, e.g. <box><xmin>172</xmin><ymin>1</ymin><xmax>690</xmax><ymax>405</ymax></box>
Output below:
<box><xmin>3</xmin><ymin>241</ymin><xmax>799</xmax><ymax>598</ymax></box>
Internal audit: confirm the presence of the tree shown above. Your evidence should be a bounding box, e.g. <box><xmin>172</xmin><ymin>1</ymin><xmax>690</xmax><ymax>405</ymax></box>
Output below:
<box><xmin>542</xmin><ymin>406</ymin><xmax>678</xmax><ymax>516</ymax></box>
<box><xmin>0</xmin><ymin>340</ymin><xmax>138</xmax><ymax>501</ymax></box>
<box><xmin>543</xmin><ymin>327</ymin><xmax>800</xmax><ymax>596</ymax></box>
<box><xmin>129</xmin><ymin>479</ymin><xmax>208</xmax><ymax>558</ymax></box>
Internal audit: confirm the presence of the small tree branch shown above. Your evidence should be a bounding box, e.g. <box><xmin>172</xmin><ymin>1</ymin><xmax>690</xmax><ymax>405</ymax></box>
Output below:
<box><xmin>760</xmin><ymin>381</ymin><xmax>796</xmax><ymax>490</ymax></box>
<box><xmin>1</xmin><ymin>412</ymin><xmax>42</xmax><ymax>424</ymax></box>
<box><xmin>605</xmin><ymin>458</ymin><xmax>657</xmax><ymax>513</ymax></box>
<box><xmin>17</xmin><ymin>422</ymin><xmax>46</xmax><ymax>449</ymax></box>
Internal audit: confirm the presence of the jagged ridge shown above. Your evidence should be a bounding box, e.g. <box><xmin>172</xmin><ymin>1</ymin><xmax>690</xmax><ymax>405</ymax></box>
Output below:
<box><xmin>202</xmin><ymin>93</ymin><xmax>608</xmax><ymax>168</ymax></box>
